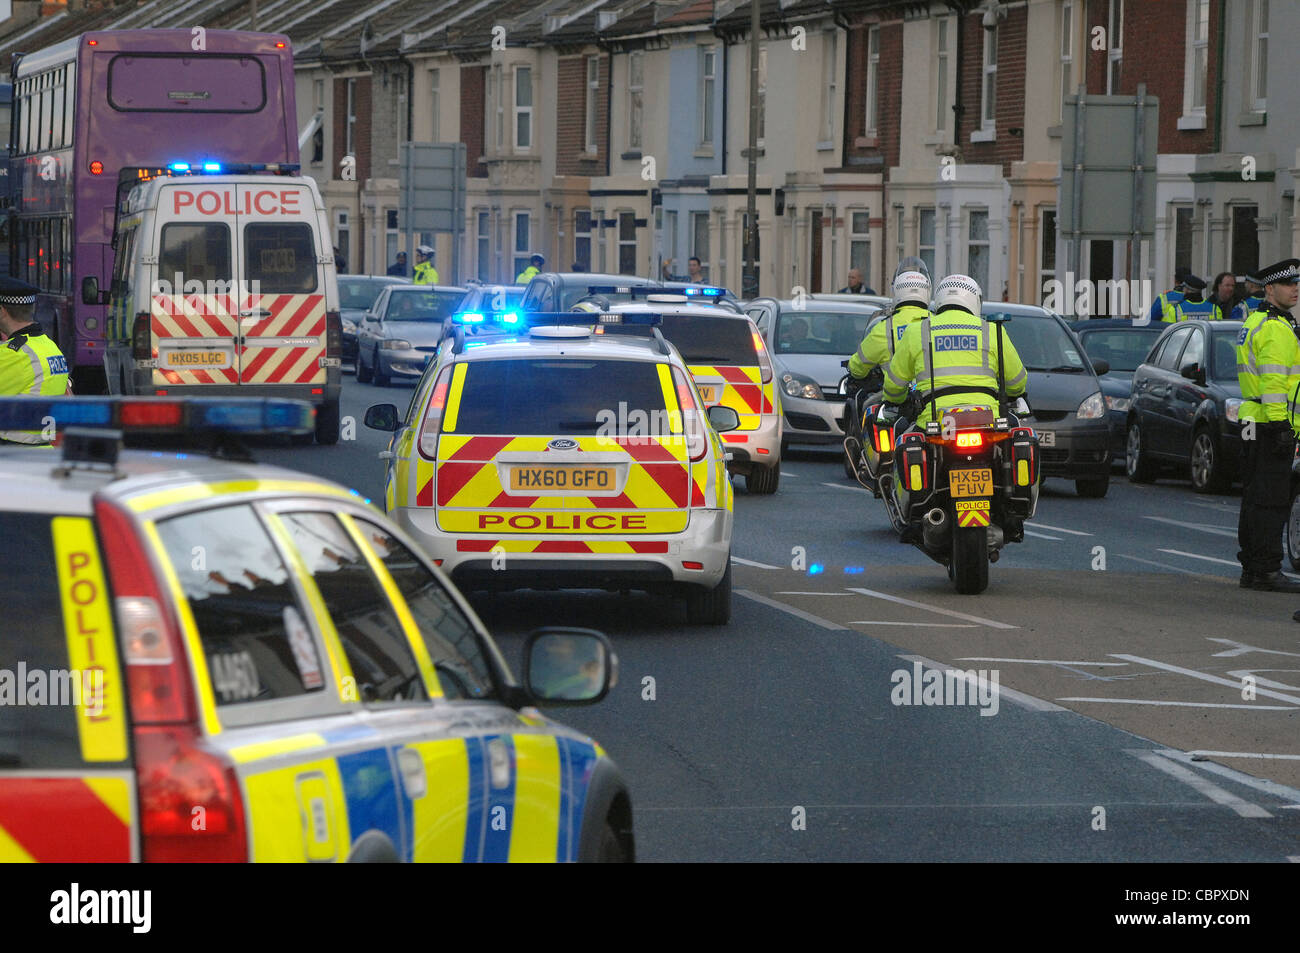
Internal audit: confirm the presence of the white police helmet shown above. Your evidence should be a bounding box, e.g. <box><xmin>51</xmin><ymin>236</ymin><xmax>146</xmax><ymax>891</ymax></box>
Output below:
<box><xmin>933</xmin><ymin>273</ymin><xmax>983</xmax><ymax>315</ymax></box>
<box><xmin>894</xmin><ymin>256</ymin><xmax>931</xmax><ymax>283</ymax></box>
<box><xmin>891</xmin><ymin>270</ymin><xmax>931</xmax><ymax>308</ymax></box>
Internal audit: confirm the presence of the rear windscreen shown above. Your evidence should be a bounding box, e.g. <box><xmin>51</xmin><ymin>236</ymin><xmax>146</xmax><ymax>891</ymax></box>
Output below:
<box><xmin>159</xmin><ymin>223</ymin><xmax>232</xmax><ymax>285</ymax></box>
<box><xmin>108</xmin><ymin>54</ymin><xmax>267</xmax><ymax>112</ymax></box>
<box><xmin>244</xmin><ymin>222</ymin><xmax>316</xmax><ymax>294</ymax></box>
<box><xmin>385</xmin><ymin>290</ymin><xmax>465</xmax><ymax>322</ymax></box>
<box><xmin>1077</xmin><ymin>328</ymin><xmax>1163</xmax><ymax>372</ymax></box>
<box><xmin>339</xmin><ymin>279</ymin><xmax>396</xmax><ymax>310</ymax></box>
<box><xmin>0</xmin><ymin>514</ymin><xmax>122</xmax><ymax>769</ymax></box>
<box><xmin>659</xmin><ymin>314</ymin><xmax>756</xmax><ymax>366</ymax></box>
<box><xmin>1211</xmin><ymin>332</ymin><xmax>1240</xmax><ymax>382</ymax></box>
<box><xmin>450</xmin><ymin>359</ymin><xmax>670</xmax><ymax>435</ymax></box>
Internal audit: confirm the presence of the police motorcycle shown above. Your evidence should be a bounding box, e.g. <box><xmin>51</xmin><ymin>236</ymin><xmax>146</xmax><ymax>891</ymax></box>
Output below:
<box><xmin>867</xmin><ymin>317</ymin><xmax>1041</xmax><ymax>595</ymax></box>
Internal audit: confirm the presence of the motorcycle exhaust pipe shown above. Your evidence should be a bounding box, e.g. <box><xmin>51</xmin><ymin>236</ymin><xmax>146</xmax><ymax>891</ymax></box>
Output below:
<box><xmin>925</xmin><ymin>508</ymin><xmax>946</xmax><ymax>526</ymax></box>
<box><xmin>921</xmin><ymin>507</ymin><xmax>950</xmax><ymax>551</ymax></box>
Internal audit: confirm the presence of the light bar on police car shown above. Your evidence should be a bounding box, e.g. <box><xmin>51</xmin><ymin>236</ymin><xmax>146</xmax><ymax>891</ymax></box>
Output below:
<box><xmin>526</xmin><ymin>311</ymin><xmax>662</xmax><ymax>328</ymax></box>
<box><xmin>585</xmin><ymin>284</ymin><xmax>727</xmax><ymax>299</ymax></box>
<box><xmin>0</xmin><ymin>397</ymin><xmax>315</xmax><ymax>435</ymax></box>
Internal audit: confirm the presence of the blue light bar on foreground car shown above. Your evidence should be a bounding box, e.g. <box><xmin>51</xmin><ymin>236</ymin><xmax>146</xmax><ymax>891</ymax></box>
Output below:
<box><xmin>0</xmin><ymin>397</ymin><xmax>315</xmax><ymax>435</ymax></box>
<box><xmin>527</xmin><ymin>311</ymin><xmax>662</xmax><ymax>328</ymax></box>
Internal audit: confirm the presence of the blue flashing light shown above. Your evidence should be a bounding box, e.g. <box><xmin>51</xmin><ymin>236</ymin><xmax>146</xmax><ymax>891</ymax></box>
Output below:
<box><xmin>456</xmin><ymin>312</ymin><xmax>485</xmax><ymax>324</ymax></box>
<box><xmin>202</xmin><ymin>162</ymin><xmax>222</xmax><ymax>173</ymax></box>
<box><xmin>808</xmin><ymin>563</ymin><xmax>824</xmax><ymax>575</ymax></box>
<box><xmin>499</xmin><ymin>311</ymin><xmax>520</xmax><ymax>325</ymax></box>
<box><xmin>843</xmin><ymin>566</ymin><xmax>864</xmax><ymax>574</ymax></box>
<box><xmin>169</xmin><ymin>162</ymin><xmax>191</xmax><ymax>172</ymax></box>
<box><xmin>0</xmin><ymin>397</ymin><xmax>314</xmax><ymax>438</ymax></box>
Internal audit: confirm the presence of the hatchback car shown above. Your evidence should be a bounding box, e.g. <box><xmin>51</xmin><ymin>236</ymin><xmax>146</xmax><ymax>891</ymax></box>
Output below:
<box><xmin>602</xmin><ymin>297</ymin><xmax>781</xmax><ymax>493</ymax></box>
<box><xmin>1125</xmin><ymin>319</ymin><xmax>1244</xmax><ymax>493</ymax></box>
<box><xmin>1069</xmin><ymin>318</ymin><xmax>1166</xmax><ymax>457</ymax></box>
<box><xmin>357</xmin><ymin>285</ymin><xmax>467</xmax><ymax>386</ymax></box>
<box><xmin>743</xmin><ymin>298</ymin><xmax>883</xmax><ymax>446</ymax></box>
<box><xmin>521</xmin><ymin>273</ymin><xmax>662</xmax><ymax>312</ymax></box>
<box><xmin>339</xmin><ymin>275</ymin><xmax>410</xmax><ymax>370</ymax></box>
<box><xmin>0</xmin><ymin>396</ymin><xmax>632</xmax><ymax>863</ymax></box>
<box><xmin>987</xmin><ymin>304</ymin><xmax>1113</xmax><ymax>497</ymax></box>
<box><xmin>367</xmin><ymin>310</ymin><xmax>739</xmax><ymax>625</ymax></box>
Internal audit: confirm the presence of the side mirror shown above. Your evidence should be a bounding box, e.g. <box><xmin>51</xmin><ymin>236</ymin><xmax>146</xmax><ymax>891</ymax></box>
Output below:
<box><xmin>1180</xmin><ymin>362</ymin><xmax>1205</xmax><ymax>385</ymax></box>
<box><xmin>706</xmin><ymin>405</ymin><xmax>741</xmax><ymax>433</ymax></box>
<box><xmin>363</xmin><ymin>403</ymin><xmax>401</xmax><ymax>432</ymax></box>
<box><xmin>1090</xmin><ymin>357</ymin><xmax>1110</xmax><ymax>376</ymax></box>
<box><xmin>522</xmin><ymin>628</ymin><xmax>617</xmax><ymax>705</ymax></box>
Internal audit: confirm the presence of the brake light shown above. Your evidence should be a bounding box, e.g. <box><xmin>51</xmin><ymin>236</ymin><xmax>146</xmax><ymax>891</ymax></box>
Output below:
<box><xmin>89</xmin><ymin>160</ymin><xmax>103</xmax><ymax>175</ymax></box>
<box><xmin>418</xmin><ymin>366</ymin><xmax>454</xmax><ymax>460</ymax></box>
<box><xmin>94</xmin><ymin>499</ymin><xmax>194</xmax><ymax>725</ymax></box>
<box><xmin>751</xmin><ymin>324</ymin><xmax>773</xmax><ymax>383</ymax></box>
<box><xmin>132</xmin><ymin>312</ymin><xmax>152</xmax><ymax>361</ymax></box>
<box><xmin>134</xmin><ymin>724</ymin><xmax>247</xmax><ymax>862</ymax></box>
<box><xmin>325</xmin><ymin>310</ymin><xmax>342</xmax><ymax>358</ymax></box>
<box><xmin>673</xmin><ymin>368</ymin><xmax>708</xmax><ymax>462</ymax></box>
<box><xmin>875</xmin><ymin>425</ymin><xmax>894</xmax><ymax>453</ymax></box>
<box><xmin>955</xmin><ymin>432</ymin><xmax>984</xmax><ymax>449</ymax></box>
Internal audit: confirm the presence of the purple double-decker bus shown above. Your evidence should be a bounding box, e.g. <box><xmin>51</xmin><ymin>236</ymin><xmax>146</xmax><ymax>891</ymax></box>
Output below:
<box><xmin>8</xmin><ymin>30</ymin><xmax>299</xmax><ymax>392</ymax></box>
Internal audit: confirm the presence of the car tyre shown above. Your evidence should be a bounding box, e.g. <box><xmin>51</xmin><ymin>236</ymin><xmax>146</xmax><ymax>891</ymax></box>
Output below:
<box><xmin>356</xmin><ymin>348</ymin><xmax>374</xmax><ymax>383</ymax></box>
<box><xmin>1288</xmin><ymin>487</ymin><xmax>1300</xmax><ymax>573</ymax></box>
<box><xmin>374</xmin><ymin>349</ymin><xmax>391</xmax><ymax>387</ymax></box>
<box><xmin>597</xmin><ymin>819</ymin><xmax>630</xmax><ymax>863</ymax></box>
<box><xmin>315</xmin><ymin>398</ymin><xmax>341</xmax><ymax>446</ymax></box>
<box><xmin>684</xmin><ymin>557</ymin><xmax>731</xmax><ymax>625</ymax></box>
<box><xmin>1189</xmin><ymin>427</ymin><xmax>1229</xmax><ymax>493</ymax></box>
<box><xmin>1075</xmin><ymin>474</ymin><xmax>1110</xmax><ymax>498</ymax></box>
<box><xmin>1126</xmin><ymin>419</ymin><xmax>1157</xmax><ymax>483</ymax></box>
<box><xmin>745</xmin><ymin>465</ymin><xmax>779</xmax><ymax>495</ymax></box>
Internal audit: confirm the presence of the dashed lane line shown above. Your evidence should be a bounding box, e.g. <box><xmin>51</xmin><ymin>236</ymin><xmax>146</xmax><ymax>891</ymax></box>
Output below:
<box><xmin>1023</xmin><ymin>529</ymin><xmax>1062</xmax><ymax>541</ymax></box>
<box><xmin>852</xmin><ymin>621</ymin><xmax>978</xmax><ymax>627</ymax></box>
<box><xmin>1157</xmin><ymin>549</ymin><xmax>1238</xmax><ymax>567</ymax></box>
<box><xmin>1113</xmin><ymin>553</ymin><xmax>1199</xmax><ymax>574</ymax></box>
<box><xmin>1143</xmin><ymin>516</ymin><xmax>1237</xmax><ymax>537</ymax></box>
<box><xmin>846</xmin><ymin>587</ymin><xmax>1018</xmax><ymax>629</ymax></box>
<box><xmin>731</xmin><ymin>556</ymin><xmax>781</xmax><ymax>570</ymax></box>
<box><xmin>1126</xmin><ymin>750</ymin><xmax>1273</xmax><ymax>818</ymax></box>
<box><xmin>776</xmin><ymin>591</ymin><xmax>853</xmax><ymax>596</ymax></box>
<box><xmin>820</xmin><ymin>481</ymin><xmax>866</xmax><ymax>493</ymax></box>
<box><xmin>1028</xmin><ymin>521</ymin><xmax>1093</xmax><ymax>536</ymax></box>
<box><xmin>735</xmin><ymin>589</ymin><xmax>850</xmax><ymax>631</ymax></box>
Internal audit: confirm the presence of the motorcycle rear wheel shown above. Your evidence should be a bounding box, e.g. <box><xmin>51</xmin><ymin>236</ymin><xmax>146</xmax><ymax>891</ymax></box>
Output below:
<box><xmin>951</xmin><ymin>525</ymin><xmax>989</xmax><ymax>595</ymax></box>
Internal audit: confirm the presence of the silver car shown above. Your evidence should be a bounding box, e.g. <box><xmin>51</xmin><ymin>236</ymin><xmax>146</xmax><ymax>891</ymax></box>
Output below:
<box><xmin>357</xmin><ymin>285</ymin><xmax>467</xmax><ymax>386</ymax></box>
<box><xmin>743</xmin><ymin>298</ymin><xmax>882</xmax><ymax>446</ymax></box>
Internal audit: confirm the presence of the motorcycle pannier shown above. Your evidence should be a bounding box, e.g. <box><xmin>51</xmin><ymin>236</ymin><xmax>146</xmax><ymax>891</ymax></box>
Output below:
<box><xmin>898</xmin><ymin>431</ymin><xmax>930</xmax><ymax>492</ymax></box>
<box><xmin>1009</xmin><ymin>427</ymin><xmax>1039</xmax><ymax>491</ymax></box>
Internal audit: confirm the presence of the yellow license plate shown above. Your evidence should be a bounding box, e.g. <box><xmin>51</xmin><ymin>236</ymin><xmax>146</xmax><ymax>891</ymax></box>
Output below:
<box><xmin>509</xmin><ymin>466</ymin><xmax>616</xmax><ymax>491</ymax></box>
<box><xmin>164</xmin><ymin>349</ymin><xmax>230</xmax><ymax>368</ymax></box>
<box><xmin>949</xmin><ymin>468</ymin><xmax>993</xmax><ymax>497</ymax></box>
<box><xmin>696</xmin><ymin>385</ymin><xmax>719</xmax><ymax>404</ymax></box>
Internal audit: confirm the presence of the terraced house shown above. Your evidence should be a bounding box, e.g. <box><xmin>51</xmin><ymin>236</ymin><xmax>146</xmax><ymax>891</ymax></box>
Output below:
<box><xmin>1</xmin><ymin>0</ymin><xmax>1296</xmax><ymax>305</ymax></box>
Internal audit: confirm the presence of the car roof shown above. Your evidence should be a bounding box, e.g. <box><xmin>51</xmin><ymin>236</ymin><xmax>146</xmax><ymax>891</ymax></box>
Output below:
<box><xmin>389</xmin><ymin>284</ymin><xmax>467</xmax><ymax>294</ymax></box>
<box><xmin>982</xmin><ymin>303</ymin><xmax>1061</xmax><ymax>318</ymax></box>
<box><xmin>769</xmin><ymin>299</ymin><xmax>882</xmax><ymax>313</ymax></box>
<box><xmin>1069</xmin><ymin>318</ymin><xmax>1161</xmax><ymax>330</ymax></box>
<box><xmin>603</xmin><ymin>302</ymin><xmax>742</xmax><ymax>318</ymax></box>
<box><xmin>546</xmin><ymin>272</ymin><xmax>662</xmax><ymax>287</ymax></box>
<box><xmin>448</xmin><ymin>330</ymin><xmax>675</xmax><ymax>364</ymax></box>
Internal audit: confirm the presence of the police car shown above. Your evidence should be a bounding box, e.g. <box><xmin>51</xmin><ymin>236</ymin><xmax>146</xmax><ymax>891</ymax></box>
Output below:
<box><xmin>0</xmin><ymin>397</ymin><xmax>633</xmax><ymax>862</ymax></box>
<box><xmin>366</xmin><ymin>311</ymin><xmax>739</xmax><ymax>625</ymax></box>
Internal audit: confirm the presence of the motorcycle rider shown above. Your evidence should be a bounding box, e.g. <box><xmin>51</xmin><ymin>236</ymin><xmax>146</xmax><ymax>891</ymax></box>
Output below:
<box><xmin>842</xmin><ymin>268</ymin><xmax>932</xmax><ymax>488</ymax></box>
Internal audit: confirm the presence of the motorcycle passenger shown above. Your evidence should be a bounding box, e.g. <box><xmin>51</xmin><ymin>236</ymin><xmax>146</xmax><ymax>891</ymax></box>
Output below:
<box><xmin>879</xmin><ymin>273</ymin><xmax>1028</xmax><ymax>431</ymax></box>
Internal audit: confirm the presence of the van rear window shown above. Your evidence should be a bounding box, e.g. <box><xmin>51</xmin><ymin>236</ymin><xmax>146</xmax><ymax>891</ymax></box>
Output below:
<box><xmin>450</xmin><ymin>359</ymin><xmax>670</xmax><ymax>435</ymax></box>
<box><xmin>0</xmin><ymin>513</ymin><xmax>121</xmax><ymax>769</ymax></box>
<box><xmin>108</xmin><ymin>54</ymin><xmax>267</xmax><ymax>112</ymax></box>
<box><xmin>244</xmin><ymin>223</ymin><xmax>317</xmax><ymax>294</ymax></box>
<box><xmin>659</xmin><ymin>314</ymin><xmax>757</xmax><ymax>366</ymax></box>
<box><xmin>159</xmin><ymin>223</ymin><xmax>232</xmax><ymax>285</ymax></box>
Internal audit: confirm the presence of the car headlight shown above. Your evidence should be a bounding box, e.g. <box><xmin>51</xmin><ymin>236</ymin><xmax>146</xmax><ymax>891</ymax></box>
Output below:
<box><xmin>1103</xmin><ymin>394</ymin><xmax>1130</xmax><ymax>413</ymax></box>
<box><xmin>780</xmin><ymin>372</ymin><xmax>823</xmax><ymax>400</ymax></box>
<box><xmin>341</xmin><ymin>318</ymin><xmax>357</xmax><ymax>334</ymax></box>
<box><xmin>380</xmin><ymin>339</ymin><xmax>412</xmax><ymax>350</ymax></box>
<box><xmin>1225</xmin><ymin>398</ymin><xmax>1243</xmax><ymax>424</ymax></box>
<box><xmin>1077</xmin><ymin>391</ymin><xmax>1106</xmax><ymax>419</ymax></box>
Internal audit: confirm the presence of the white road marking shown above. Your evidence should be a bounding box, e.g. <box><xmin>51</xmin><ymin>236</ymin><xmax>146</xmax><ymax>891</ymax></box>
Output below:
<box><xmin>1126</xmin><ymin>750</ymin><xmax>1273</xmax><ymax>818</ymax></box>
<box><xmin>1226</xmin><ymin>670</ymin><xmax>1300</xmax><ymax>691</ymax></box>
<box><xmin>852</xmin><ymin>621</ymin><xmax>977</xmax><ymax>627</ymax></box>
<box><xmin>958</xmin><ymin>657</ymin><xmax>1130</xmax><ymax>666</ymax></box>
<box><xmin>731</xmin><ymin>556</ymin><xmax>781</xmax><ymax>570</ymax></box>
<box><xmin>735</xmin><ymin>589</ymin><xmax>849</xmax><ymax>631</ymax></box>
<box><xmin>779</xmin><ymin>471</ymin><xmax>798</xmax><ymax>477</ymax></box>
<box><xmin>1209</xmin><ymin>638</ymin><xmax>1300</xmax><ymax>659</ymax></box>
<box><xmin>898</xmin><ymin>654</ymin><xmax>1065</xmax><ymax>711</ymax></box>
<box><xmin>1113</xmin><ymin>553</ymin><xmax>1199</xmax><ymax>574</ymax></box>
<box><xmin>1155</xmin><ymin>749</ymin><xmax>1300</xmax><ymax>805</ymax></box>
<box><xmin>776</xmin><ymin>591</ymin><xmax>853</xmax><ymax>596</ymax></box>
<box><xmin>1289</xmin><ymin>856</ymin><xmax>1300</xmax><ymax>863</ymax></box>
<box><xmin>1157</xmin><ymin>549</ymin><xmax>1239</xmax><ymax>567</ymax></box>
<box><xmin>847</xmin><ymin>587</ymin><xmax>1018</xmax><ymax>629</ymax></box>
<box><xmin>1028</xmin><ymin>521</ymin><xmax>1093</xmax><ymax>536</ymax></box>
<box><xmin>820</xmin><ymin>481</ymin><xmax>865</xmax><ymax>492</ymax></box>
<box><xmin>1186</xmin><ymin>750</ymin><xmax>1300</xmax><ymax>761</ymax></box>
<box><xmin>1023</xmin><ymin>529</ymin><xmax>1062</xmax><ymax>541</ymax></box>
<box><xmin>1111</xmin><ymin>654</ymin><xmax>1300</xmax><ymax>706</ymax></box>
<box><xmin>1059</xmin><ymin>697</ymin><xmax>1295</xmax><ymax>710</ymax></box>
<box><xmin>1144</xmin><ymin>516</ymin><xmax>1237</xmax><ymax>537</ymax></box>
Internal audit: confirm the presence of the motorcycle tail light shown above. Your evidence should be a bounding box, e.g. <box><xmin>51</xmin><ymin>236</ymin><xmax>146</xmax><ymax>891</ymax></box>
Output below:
<box><xmin>874</xmin><ymin>423</ymin><xmax>894</xmax><ymax>454</ymax></box>
<box><xmin>899</xmin><ymin>432</ymin><xmax>929</xmax><ymax>492</ymax></box>
<box><xmin>955</xmin><ymin>431</ymin><xmax>983</xmax><ymax>449</ymax></box>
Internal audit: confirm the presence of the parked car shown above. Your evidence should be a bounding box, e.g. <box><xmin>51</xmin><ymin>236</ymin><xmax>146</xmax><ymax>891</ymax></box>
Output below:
<box><xmin>987</xmin><ymin>304</ymin><xmax>1113</xmax><ymax>497</ymax></box>
<box><xmin>1069</xmin><ymin>318</ymin><xmax>1166</xmax><ymax>457</ymax></box>
<box><xmin>339</xmin><ymin>275</ymin><xmax>410</xmax><ymax>370</ymax></box>
<box><xmin>742</xmin><ymin>297</ymin><xmax>883</xmax><ymax>447</ymax></box>
<box><xmin>521</xmin><ymin>273</ymin><xmax>662</xmax><ymax>311</ymax></box>
<box><xmin>1124</xmin><ymin>318</ymin><xmax>1244</xmax><ymax>493</ymax></box>
<box><xmin>357</xmin><ymin>285</ymin><xmax>467</xmax><ymax>386</ymax></box>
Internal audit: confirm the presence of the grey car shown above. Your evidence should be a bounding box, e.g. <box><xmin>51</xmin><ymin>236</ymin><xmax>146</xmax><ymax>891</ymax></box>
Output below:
<box><xmin>339</xmin><ymin>275</ymin><xmax>410</xmax><ymax>369</ymax></box>
<box><xmin>357</xmin><ymin>285</ymin><xmax>467</xmax><ymax>386</ymax></box>
<box><xmin>743</xmin><ymin>298</ymin><xmax>883</xmax><ymax>446</ymax></box>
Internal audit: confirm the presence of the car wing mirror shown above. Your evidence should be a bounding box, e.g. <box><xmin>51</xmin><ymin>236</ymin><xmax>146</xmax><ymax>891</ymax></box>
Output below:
<box><xmin>363</xmin><ymin>403</ymin><xmax>401</xmax><ymax>432</ymax></box>
<box><xmin>1180</xmin><ymin>362</ymin><xmax>1204</xmax><ymax>384</ymax></box>
<box><xmin>707</xmin><ymin>405</ymin><xmax>741</xmax><ymax>433</ymax></box>
<box><xmin>521</xmin><ymin>628</ymin><xmax>617</xmax><ymax>706</ymax></box>
<box><xmin>1090</xmin><ymin>357</ymin><xmax>1110</xmax><ymax>376</ymax></box>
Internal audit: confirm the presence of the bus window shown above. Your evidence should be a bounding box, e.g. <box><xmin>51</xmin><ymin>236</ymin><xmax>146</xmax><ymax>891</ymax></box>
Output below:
<box><xmin>158</xmin><ymin>224</ymin><xmax>231</xmax><ymax>286</ymax></box>
<box><xmin>38</xmin><ymin>77</ymin><xmax>49</xmax><ymax>154</ymax></box>
<box><xmin>244</xmin><ymin>223</ymin><xmax>316</xmax><ymax>294</ymax></box>
<box><xmin>63</xmin><ymin>64</ymin><xmax>74</xmax><ymax>148</ymax></box>
<box><xmin>108</xmin><ymin>54</ymin><xmax>267</xmax><ymax>113</ymax></box>
<box><xmin>51</xmin><ymin>81</ymin><xmax>63</xmax><ymax>151</ymax></box>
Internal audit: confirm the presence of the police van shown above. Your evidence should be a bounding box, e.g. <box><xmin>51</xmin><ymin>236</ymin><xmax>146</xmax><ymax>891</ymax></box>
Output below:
<box><xmin>100</xmin><ymin>164</ymin><xmax>343</xmax><ymax>444</ymax></box>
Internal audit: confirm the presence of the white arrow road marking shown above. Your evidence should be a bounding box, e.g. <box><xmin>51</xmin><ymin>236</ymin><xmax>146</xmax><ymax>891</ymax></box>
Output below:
<box><xmin>1209</xmin><ymin>638</ymin><xmax>1300</xmax><ymax>659</ymax></box>
<box><xmin>1125</xmin><ymin>750</ymin><xmax>1273</xmax><ymax>818</ymax></box>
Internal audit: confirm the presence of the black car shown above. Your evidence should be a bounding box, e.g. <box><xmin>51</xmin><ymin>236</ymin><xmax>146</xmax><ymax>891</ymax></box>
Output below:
<box><xmin>986</xmin><ymin>304</ymin><xmax>1113</xmax><ymax>497</ymax></box>
<box><xmin>1069</xmin><ymin>318</ymin><xmax>1166</xmax><ymax>457</ymax></box>
<box><xmin>1124</xmin><ymin>319</ymin><xmax>1243</xmax><ymax>493</ymax></box>
<box><xmin>338</xmin><ymin>275</ymin><xmax>409</xmax><ymax>369</ymax></box>
<box><xmin>520</xmin><ymin>272</ymin><xmax>662</xmax><ymax>311</ymax></box>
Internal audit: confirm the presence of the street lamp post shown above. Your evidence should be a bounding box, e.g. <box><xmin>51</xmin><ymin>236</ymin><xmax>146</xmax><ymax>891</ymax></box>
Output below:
<box><xmin>744</xmin><ymin>0</ymin><xmax>760</xmax><ymax>297</ymax></box>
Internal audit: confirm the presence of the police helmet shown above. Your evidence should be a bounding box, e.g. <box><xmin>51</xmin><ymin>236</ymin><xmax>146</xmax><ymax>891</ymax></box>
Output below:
<box><xmin>894</xmin><ymin>256</ymin><xmax>931</xmax><ymax>283</ymax></box>
<box><xmin>417</xmin><ymin>244</ymin><xmax>434</xmax><ymax>256</ymax></box>
<box><xmin>891</xmin><ymin>270</ymin><xmax>931</xmax><ymax>308</ymax></box>
<box><xmin>933</xmin><ymin>273</ymin><xmax>982</xmax><ymax>315</ymax></box>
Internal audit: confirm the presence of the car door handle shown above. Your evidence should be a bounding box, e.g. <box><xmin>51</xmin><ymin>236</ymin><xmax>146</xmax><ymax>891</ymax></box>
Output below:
<box><xmin>378</xmin><ymin>450</ymin><xmax>395</xmax><ymax>460</ymax></box>
<box><xmin>397</xmin><ymin>748</ymin><xmax>426</xmax><ymax>800</ymax></box>
<box><xmin>240</xmin><ymin>309</ymin><xmax>272</xmax><ymax>319</ymax></box>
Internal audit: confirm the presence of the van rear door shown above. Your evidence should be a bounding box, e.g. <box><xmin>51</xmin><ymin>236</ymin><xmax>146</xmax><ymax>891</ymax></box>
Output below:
<box><xmin>238</xmin><ymin>182</ymin><xmax>328</xmax><ymax>388</ymax></box>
